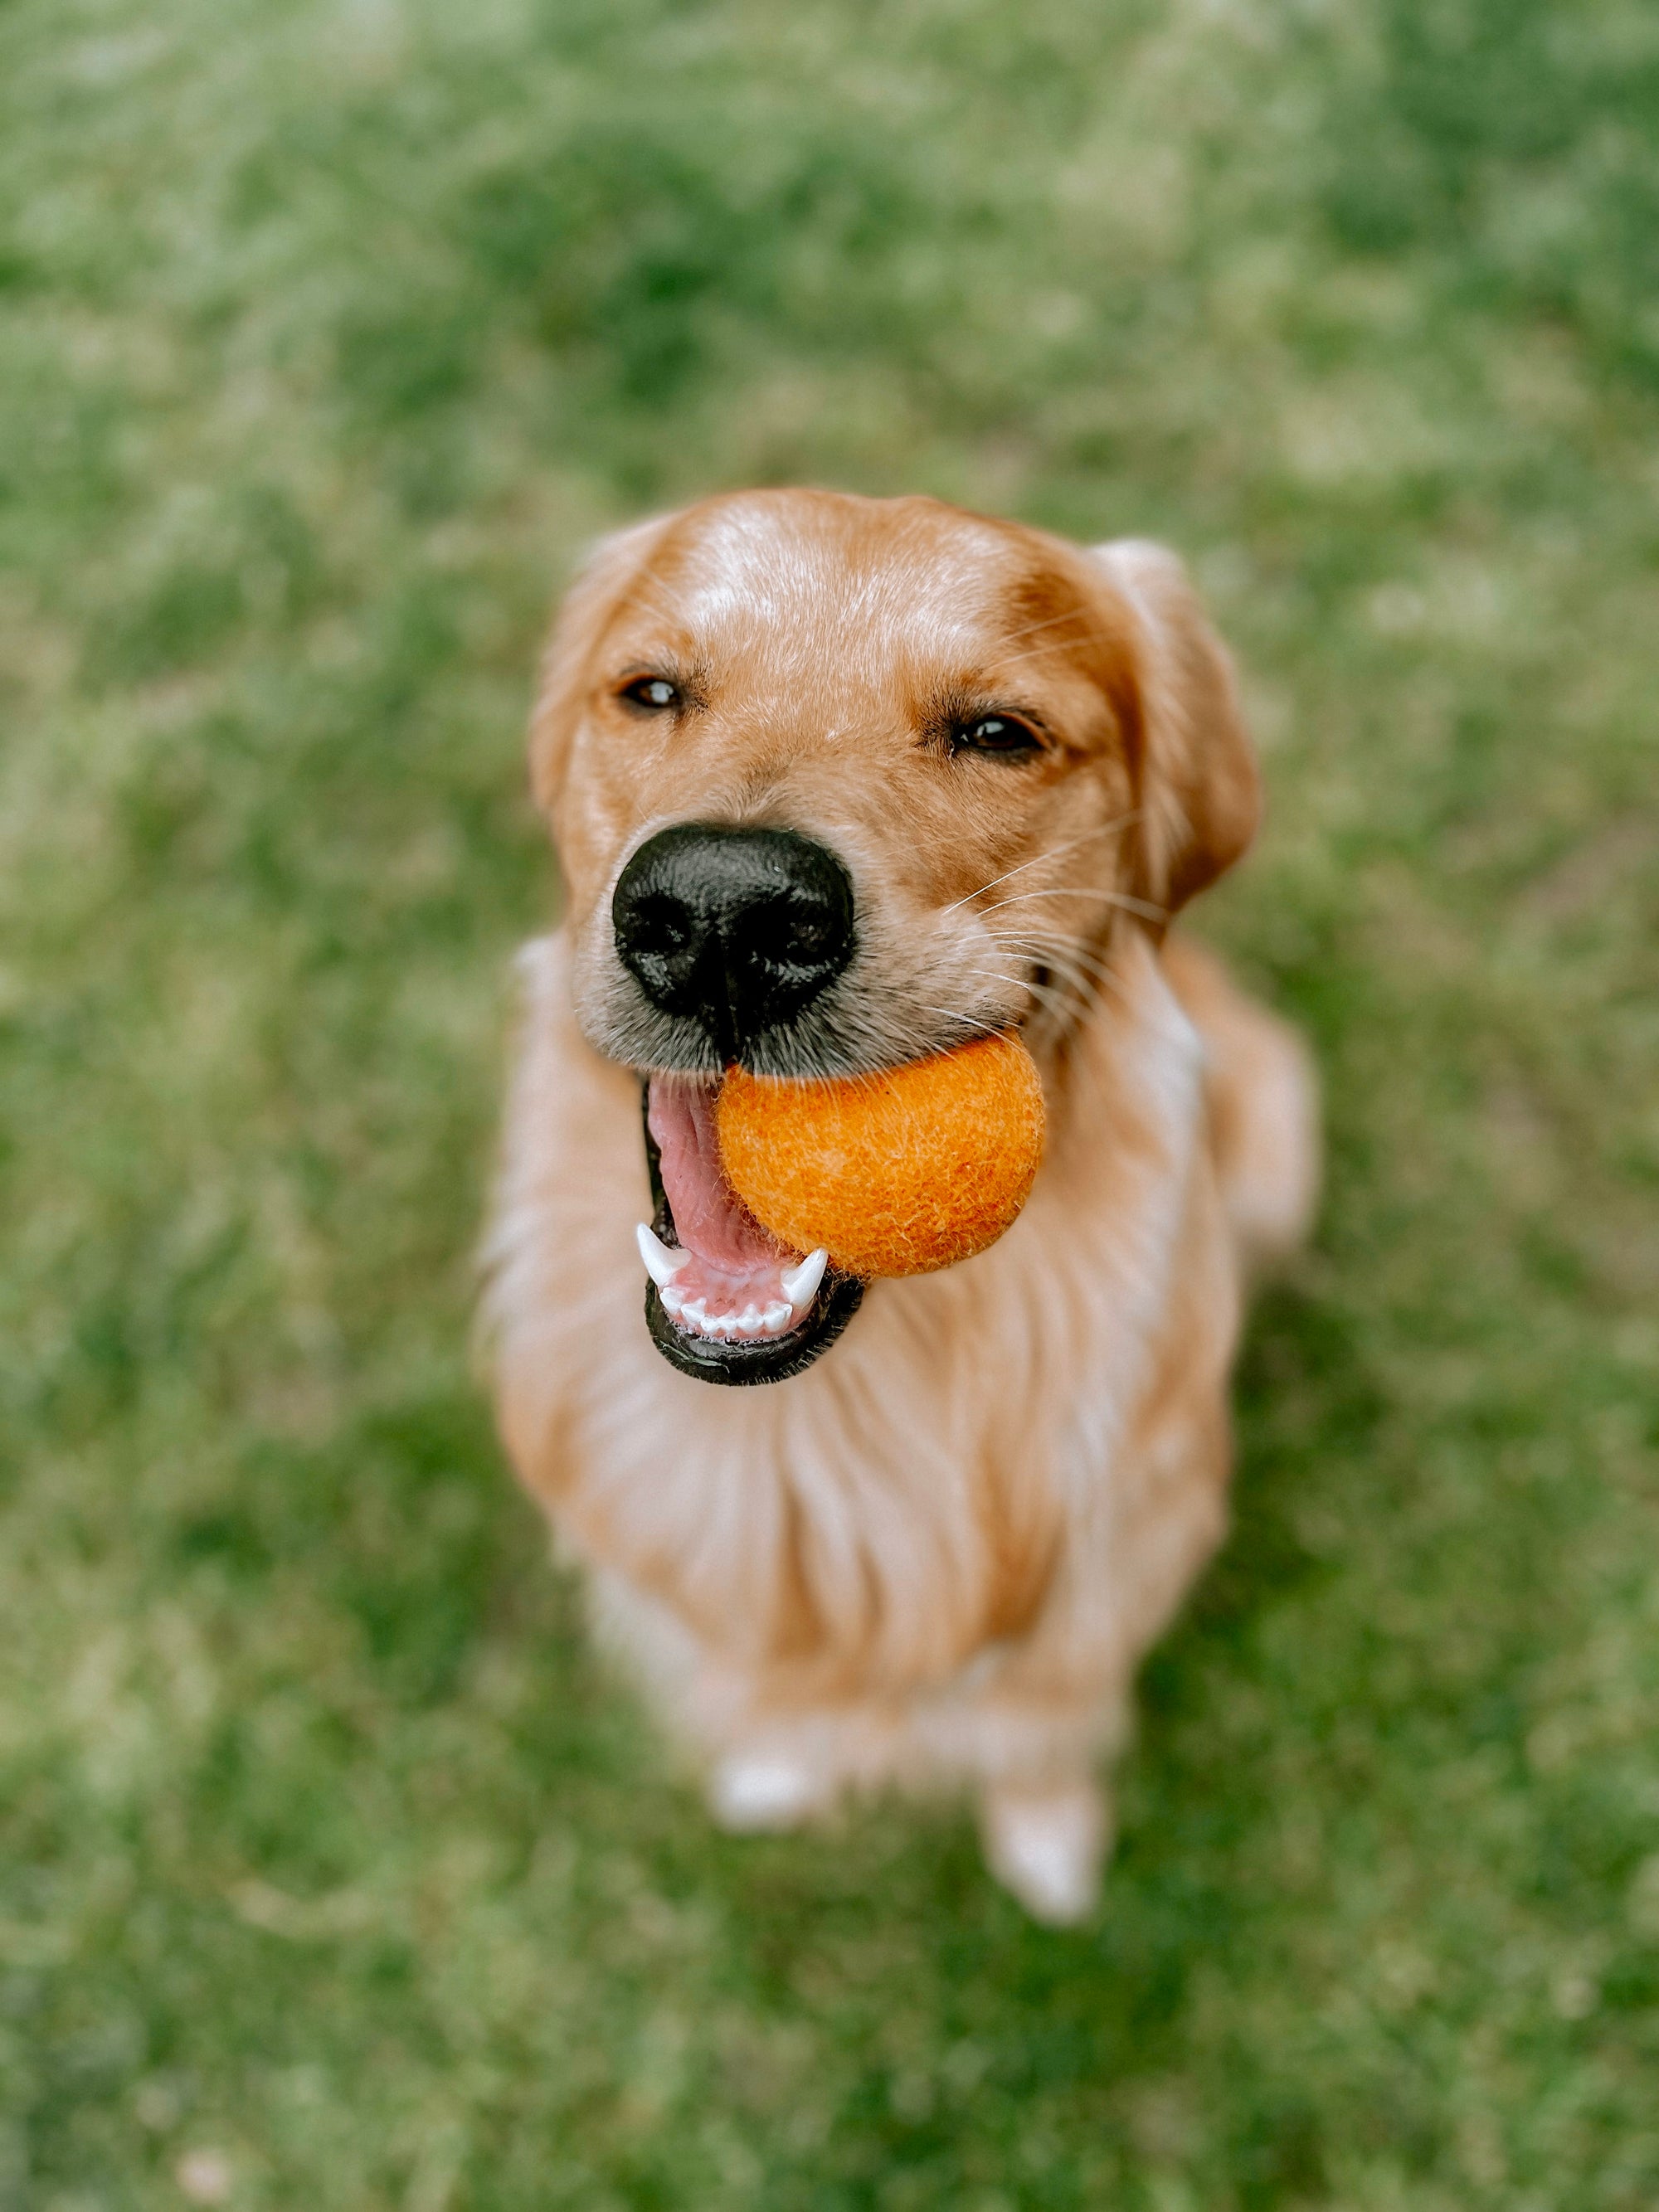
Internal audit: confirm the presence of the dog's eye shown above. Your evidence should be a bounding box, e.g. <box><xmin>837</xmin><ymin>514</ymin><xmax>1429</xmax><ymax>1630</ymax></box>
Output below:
<box><xmin>620</xmin><ymin>675</ymin><xmax>681</xmax><ymax>712</ymax></box>
<box><xmin>952</xmin><ymin>713</ymin><xmax>1044</xmax><ymax>757</ymax></box>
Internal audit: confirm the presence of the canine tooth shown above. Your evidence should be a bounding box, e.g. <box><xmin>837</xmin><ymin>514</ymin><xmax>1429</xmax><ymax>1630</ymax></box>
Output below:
<box><xmin>781</xmin><ymin>1248</ymin><xmax>828</xmax><ymax>1310</ymax></box>
<box><xmin>636</xmin><ymin>1222</ymin><xmax>691</xmax><ymax>1288</ymax></box>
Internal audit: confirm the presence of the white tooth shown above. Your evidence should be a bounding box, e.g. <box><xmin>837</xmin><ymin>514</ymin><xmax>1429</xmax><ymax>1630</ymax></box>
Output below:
<box><xmin>781</xmin><ymin>1249</ymin><xmax>828</xmax><ymax>1310</ymax></box>
<box><xmin>660</xmin><ymin>1285</ymin><xmax>685</xmax><ymax>1316</ymax></box>
<box><xmin>737</xmin><ymin>1305</ymin><xmax>762</xmax><ymax>1332</ymax></box>
<box><xmin>762</xmin><ymin>1300</ymin><xmax>791</xmax><ymax>1332</ymax></box>
<box><xmin>636</xmin><ymin>1222</ymin><xmax>691</xmax><ymax>1289</ymax></box>
<box><xmin>681</xmin><ymin>1298</ymin><xmax>708</xmax><ymax>1330</ymax></box>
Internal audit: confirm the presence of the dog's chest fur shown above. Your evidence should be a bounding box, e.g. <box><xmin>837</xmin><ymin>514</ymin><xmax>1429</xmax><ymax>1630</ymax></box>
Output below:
<box><xmin>484</xmin><ymin>930</ymin><xmax>1215</xmax><ymax>1709</ymax></box>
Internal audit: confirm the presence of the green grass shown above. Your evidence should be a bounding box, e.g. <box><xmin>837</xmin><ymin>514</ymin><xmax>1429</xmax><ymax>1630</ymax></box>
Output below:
<box><xmin>3</xmin><ymin>0</ymin><xmax>1658</xmax><ymax>2203</ymax></box>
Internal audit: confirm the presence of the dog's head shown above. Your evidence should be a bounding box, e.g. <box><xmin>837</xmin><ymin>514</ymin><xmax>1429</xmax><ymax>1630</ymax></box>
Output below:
<box><xmin>528</xmin><ymin>489</ymin><xmax>1258</xmax><ymax>1384</ymax></box>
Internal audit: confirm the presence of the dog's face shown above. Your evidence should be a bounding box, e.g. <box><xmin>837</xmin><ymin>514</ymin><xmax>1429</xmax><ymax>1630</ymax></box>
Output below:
<box><xmin>528</xmin><ymin>489</ymin><xmax>1258</xmax><ymax>1384</ymax></box>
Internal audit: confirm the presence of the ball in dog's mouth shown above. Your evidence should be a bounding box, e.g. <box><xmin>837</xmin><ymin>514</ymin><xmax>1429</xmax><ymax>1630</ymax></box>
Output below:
<box><xmin>638</xmin><ymin>1079</ymin><xmax>866</xmax><ymax>1387</ymax></box>
<box><xmin>637</xmin><ymin>1036</ymin><xmax>1046</xmax><ymax>1385</ymax></box>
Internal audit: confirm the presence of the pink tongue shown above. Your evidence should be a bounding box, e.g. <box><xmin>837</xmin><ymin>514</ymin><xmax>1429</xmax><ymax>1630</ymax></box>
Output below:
<box><xmin>648</xmin><ymin>1079</ymin><xmax>793</xmax><ymax>1270</ymax></box>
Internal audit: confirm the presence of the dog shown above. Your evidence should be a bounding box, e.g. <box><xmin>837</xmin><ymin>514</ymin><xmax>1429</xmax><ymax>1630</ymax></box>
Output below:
<box><xmin>483</xmin><ymin>489</ymin><xmax>1318</xmax><ymax>1921</ymax></box>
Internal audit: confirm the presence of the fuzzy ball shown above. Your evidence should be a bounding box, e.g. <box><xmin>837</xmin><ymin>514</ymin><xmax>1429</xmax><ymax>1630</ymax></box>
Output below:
<box><xmin>716</xmin><ymin>1033</ymin><xmax>1046</xmax><ymax>1280</ymax></box>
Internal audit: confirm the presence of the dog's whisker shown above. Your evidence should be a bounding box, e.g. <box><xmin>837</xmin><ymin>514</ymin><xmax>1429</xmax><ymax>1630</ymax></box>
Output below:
<box><xmin>983</xmin><ymin>599</ymin><xmax>1113</xmax><ymax>654</ymax></box>
<box><xmin>956</xmin><ymin>965</ymin><xmax>1033</xmax><ymax>999</ymax></box>
<box><xmin>990</xmin><ymin>934</ymin><xmax>1122</xmax><ymax>979</ymax></box>
<box><xmin>935</xmin><ymin>811</ymin><xmax>1145</xmax><ymax>917</ymax></box>
<box><xmin>919</xmin><ymin>1004</ymin><xmax>1014</xmax><ymax>1042</ymax></box>
<box><xmin>978</xmin><ymin>886</ymin><xmax>1168</xmax><ymax>922</ymax></box>
<box><xmin>1022</xmin><ymin>977</ymin><xmax>1094</xmax><ymax>1029</ymax></box>
<box><xmin>974</xmin><ymin>921</ymin><xmax>1106</xmax><ymax>963</ymax></box>
<box><xmin>999</xmin><ymin>951</ymin><xmax>1128</xmax><ymax>1006</ymax></box>
<box><xmin>986</xmin><ymin>919</ymin><xmax>1121</xmax><ymax>962</ymax></box>
<box><xmin>986</xmin><ymin>933</ymin><xmax>1134</xmax><ymax>1014</ymax></box>
<box><xmin>984</xmin><ymin>636</ymin><xmax>1109</xmax><ymax>677</ymax></box>
<box><xmin>952</xmin><ymin>939</ymin><xmax>1126</xmax><ymax>1035</ymax></box>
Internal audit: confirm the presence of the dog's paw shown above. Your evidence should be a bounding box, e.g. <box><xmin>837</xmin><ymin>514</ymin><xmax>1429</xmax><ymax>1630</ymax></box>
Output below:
<box><xmin>979</xmin><ymin>1781</ymin><xmax>1108</xmax><ymax>1924</ymax></box>
<box><xmin>708</xmin><ymin>1754</ymin><xmax>830</xmax><ymax>1833</ymax></box>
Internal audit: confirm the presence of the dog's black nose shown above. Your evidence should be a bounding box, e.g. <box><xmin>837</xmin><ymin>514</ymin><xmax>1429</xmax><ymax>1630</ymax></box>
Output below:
<box><xmin>612</xmin><ymin>823</ymin><xmax>856</xmax><ymax>1061</ymax></box>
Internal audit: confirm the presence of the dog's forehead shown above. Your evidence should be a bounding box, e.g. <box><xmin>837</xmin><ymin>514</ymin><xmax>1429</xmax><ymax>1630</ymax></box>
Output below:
<box><xmin>630</xmin><ymin>495</ymin><xmax>1058</xmax><ymax>671</ymax></box>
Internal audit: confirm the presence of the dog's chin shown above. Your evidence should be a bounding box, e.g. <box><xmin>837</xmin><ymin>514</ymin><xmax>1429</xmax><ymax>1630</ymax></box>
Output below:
<box><xmin>639</xmin><ymin>1082</ymin><xmax>866</xmax><ymax>1388</ymax></box>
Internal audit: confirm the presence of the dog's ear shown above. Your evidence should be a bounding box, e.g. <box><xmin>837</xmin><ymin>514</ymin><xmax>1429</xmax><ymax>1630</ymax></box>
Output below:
<box><xmin>528</xmin><ymin>513</ymin><xmax>675</xmax><ymax>814</ymax></box>
<box><xmin>1089</xmin><ymin>538</ymin><xmax>1260</xmax><ymax>918</ymax></box>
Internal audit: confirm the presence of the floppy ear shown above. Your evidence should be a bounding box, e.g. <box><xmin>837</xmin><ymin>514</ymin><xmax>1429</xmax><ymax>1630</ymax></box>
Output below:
<box><xmin>1090</xmin><ymin>538</ymin><xmax>1260</xmax><ymax>918</ymax></box>
<box><xmin>528</xmin><ymin>513</ymin><xmax>675</xmax><ymax>814</ymax></box>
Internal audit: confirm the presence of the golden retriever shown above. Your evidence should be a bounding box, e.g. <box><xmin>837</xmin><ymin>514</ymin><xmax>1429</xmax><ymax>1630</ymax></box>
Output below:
<box><xmin>484</xmin><ymin>489</ymin><xmax>1317</xmax><ymax>1921</ymax></box>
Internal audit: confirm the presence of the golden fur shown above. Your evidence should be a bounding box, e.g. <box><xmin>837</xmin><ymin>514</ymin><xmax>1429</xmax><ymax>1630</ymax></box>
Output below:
<box><xmin>483</xmin><ymin>489</ymin><xmax>1317</xmax><ymax>1920</ymax></box>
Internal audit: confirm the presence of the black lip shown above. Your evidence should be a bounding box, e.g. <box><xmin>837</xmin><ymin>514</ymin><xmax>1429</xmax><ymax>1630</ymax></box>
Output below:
<box><xmin>640</xmin><ymin>1085</ymin><xmax>866</xmax><ymax>1387</ymax></box>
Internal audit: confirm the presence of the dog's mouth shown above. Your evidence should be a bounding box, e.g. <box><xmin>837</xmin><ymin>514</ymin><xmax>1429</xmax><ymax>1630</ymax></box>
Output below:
<box><xmin>639</xmin><ymin>1078</ymin><xmax>865</xmax><ymax>1386</ymax></box>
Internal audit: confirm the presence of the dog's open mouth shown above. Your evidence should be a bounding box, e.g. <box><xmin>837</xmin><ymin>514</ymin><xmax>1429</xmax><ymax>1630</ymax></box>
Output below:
<box><xmin>639</xmin><ymin>1079</ymin><xmax>865</xmax><ymax>1386</ymax></box>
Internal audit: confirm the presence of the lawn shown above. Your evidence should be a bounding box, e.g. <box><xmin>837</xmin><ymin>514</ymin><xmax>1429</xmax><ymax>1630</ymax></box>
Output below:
<box><xmin>2</xmin><ymin>0</ymin><xmax>1658</xmax><ymax>2204</ymax></box>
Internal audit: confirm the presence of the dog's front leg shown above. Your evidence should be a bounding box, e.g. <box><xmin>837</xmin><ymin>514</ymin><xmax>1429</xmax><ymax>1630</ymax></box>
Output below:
<box><xmin>707</xmin><ymin>1749</ymin><xmax>837</xmax><ymax>1833</ymax></box>
<box><xmin>698</xmin><ymin>1692</ymin><xmax>897</xmax><ymax>1837</ymax></box>
<box><xmin>702</xmin><ymin>1680</ymin><xmax>1114</xmax><ymax>1920</ymax></box>
<box><xmin>977</xmin><ymin>1776</ymin><xmax>1110</xmax><ymax>1925</ymax></box>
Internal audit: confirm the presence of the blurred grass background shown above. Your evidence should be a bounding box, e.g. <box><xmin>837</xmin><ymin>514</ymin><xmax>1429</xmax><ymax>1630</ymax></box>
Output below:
<box><xmin>2</xmin><ymin>0</ymin><xmax>1658</xmax><ymax>2204</ymax></box>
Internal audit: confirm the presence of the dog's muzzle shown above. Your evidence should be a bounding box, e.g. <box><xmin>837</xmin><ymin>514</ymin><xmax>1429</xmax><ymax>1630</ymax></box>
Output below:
<box><xmin>613</xmin><ymin>824</ymin><xmax>867</xmax><ymax>1385</ymax></box>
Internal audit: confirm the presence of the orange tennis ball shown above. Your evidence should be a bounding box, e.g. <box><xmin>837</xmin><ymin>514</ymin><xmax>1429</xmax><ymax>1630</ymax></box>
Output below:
<box><xmin>716</xmin><ymin>1033</ymin><xmax>1047</xmax><ymax>1280</ymax></box>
